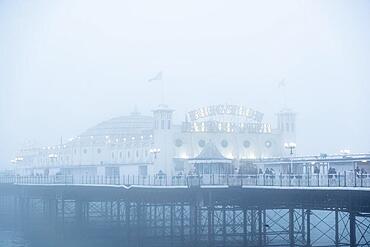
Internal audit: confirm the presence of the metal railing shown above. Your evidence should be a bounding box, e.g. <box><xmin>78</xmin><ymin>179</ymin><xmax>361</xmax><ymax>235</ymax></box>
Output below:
<box><xmin>1</xmin><ymin>172</ymin><xmax>370</xmax><ymax>188</ymax></box>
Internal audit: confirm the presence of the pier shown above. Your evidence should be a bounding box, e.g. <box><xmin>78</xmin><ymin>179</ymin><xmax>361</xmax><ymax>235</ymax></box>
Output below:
<box><xmin>1</xmin><ymin>174</ymin><xmax>370</xmax><ymax>246</ymax></box>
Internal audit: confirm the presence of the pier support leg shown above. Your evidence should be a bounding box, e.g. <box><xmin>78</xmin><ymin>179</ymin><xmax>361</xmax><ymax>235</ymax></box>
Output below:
<box><xmin>335</xmin><ymin>209</ymin><xmax>339</xmax><ymax>247</ymax></box>
<box><xmin>301</xmin><ymin>208</ymin><xmax>305</xmax><ymax>243</ymax></box>
<box><xmin>243</xmin><ymin>208</ymin><xmax>248</xmax><ymax>246</ymax></box>
<box><xmin>349</xmin><ymin>211</ymin><xmax>356</xmax><ymax>247</ymax></box>
<box><xmin>190</xmin><ymin>201</ymin><xmax>199</xmax><ymax>246</ymax></box>
<box><xmin>306</xmin><ymin>209</ymin><xmax>311</xmax><ymax>247</ymax></box>
<box><xmin>222</xmin><ymin>205</ymin><xmax>226</xmax><ymax>247</ymax></box>
<box><xmin>251</xmin><ymin>209</ymin><xmax>256</xmax><ymax>245</ymax></box>
<box><xmin>207</xmin><ymin>203</ymin><xmax>214</xmax><ymax>247</ymax></box>
<box><xmin>258</xmin><ymin>209</ymin><xmax>262</xmax><ymax>247</ymax></box>
<box><xmin>117</xmin><ymin>200</ymin><xmax>121</xmax><ymax>227</ymax></box>
<box><xmin>125</xmin><ymin>202</ymin><xmax>131</xmax><ymax>244</ymax></box>
<box><xmin>289</xmin><ymin>208</ymin><xmax>294</xmax><ymax>247</ymax></box>
<box><xmin>170</xmin><ymin>204</ymin><xmax>174</xmax><ymax>247</ymax></box>
<box><xmin>180</xmin><ymin>203</ymin><xmax>185</xmax><ymax>246</ymax></box>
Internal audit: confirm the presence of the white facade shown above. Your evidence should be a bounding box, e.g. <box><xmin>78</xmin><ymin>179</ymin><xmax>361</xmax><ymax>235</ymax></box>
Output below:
<box><xmin>13</xmin><ymin>104</ymin><xmax>296</xmax><ymax>176</ymax></box>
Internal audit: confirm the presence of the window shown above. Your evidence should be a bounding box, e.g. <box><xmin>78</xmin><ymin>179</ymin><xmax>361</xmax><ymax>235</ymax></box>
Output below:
<box><xmin>221</xmin><ymin>140</ymin><xmax>228</xmax><ymax>148</ymax></box>
<box><xmin>265</xmin><ymin>141</ymin><xmax>272</xmax><ymax>148</ymax></box>
<box><xmin>175</xmin><ymin>139</ymin><xmax>183</xmax><ymax>147</ymax></box>
<box><xmin>161</xmin><ymin>119</ymin><xmax>165</xmax><ymax>129</ymax></box>
<box><xmin>127</xmin><ymin>151</ymin><xmax>130</xmax><ymax>158</ymax></box>
<box><xmin>97</xmin><ymin>148</ymin><xmax>101</xmax><ymax>154</ymax></box>
<box><xmin>136</xmin><ymin>150</ymin><xmax>139</xmax><ymax>158</ymax></box>
<box><xmin>112</xmin><ymin>152</ymin><xmax>115</xmax><ymax>159</ymax></box>
<box><xmin>286</xmin><ymin>123</ymin><xmax>290</xmax><ymax>132</ymax></box>
<box><xmin>243</xmin><ymin>140</ymin><xmax>250</xmax><ymax>148</ymax></box>
<box><xmin>105</xmin><ymin>167</ymin><xmax>119</xmax><ymax>177</ymax></box>
<box><xmin>198</xmin><ymin>139</ymin><xmax>206</xmax><ymax>147</ymax></box>
<box><xmin>119</xmin><ymin>152</ymin><xmax>122</xmax><ymax>159</ymax></box>
<box><xmin>204</xmin><ymin>164</ymin><xmax>210</xmax><ymax>174</ymax></box>
<box><xmin>167</xmin><ymin>120</ymin><xmax>171</xmax><ymax>129</ymax></box>
<box><xmin>83</xmin><ymin>149</ymin><xmax>87</xmax><ymax>154</ymax></box>
<box><xmin>139</xmin><ymin>166</ymin><xmax>148</xmax><ymax>176</ymax></box>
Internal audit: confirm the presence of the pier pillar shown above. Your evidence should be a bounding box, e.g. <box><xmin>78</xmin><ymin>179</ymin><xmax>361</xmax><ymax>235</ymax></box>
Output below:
<box><xmin>335</xmin><ymin>209</ymin><xmax>339</xmax><ymax>247</ymax></box>
<box><xmin>243</xmin><ymin>208</ymin><xmax>248</xmax><ymax>246</ymax></box>
<box><xmin>349</xmin><ymin>211</ymin><xmax>356</xmax><ymax>247</ymax></box>
<box><xmin>207</xmin><ymin>203</ymin><xmax>214</xmax><ymax>247</ymax></box>
<box><xmin>125</xmin><ymin>202</ymin><xmax>131</xmax><ymax>244</ymax></box>
<box><xmin>190</xmin><ymin>200</ymin><xmax>199</xmax><ymax>246</ymax></box>
<box><xmin>258</xmin><ymin>209</ymin><xmax>262</xmax><ymax>247</ymax></box>
<box><xmin>306</xmin><ymin>209</ymin><xmax>311</xmax><ymax>247</ymax></box>
<box><xmin>289</xmin><ymin>208</ymin><xmax>294</xmax><ymax>247</ymax></box>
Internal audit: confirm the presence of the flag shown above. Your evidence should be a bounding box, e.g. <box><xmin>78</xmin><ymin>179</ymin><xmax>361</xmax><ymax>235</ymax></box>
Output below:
<box><xmin>278</xmin><ymin>78</ymin><xmax>286</xmax><ymax>88</ymax></box>
<box><xmin>148</xmin><ymin>71</ymin><xmax>163</xmax><ymax>82</ymax></box>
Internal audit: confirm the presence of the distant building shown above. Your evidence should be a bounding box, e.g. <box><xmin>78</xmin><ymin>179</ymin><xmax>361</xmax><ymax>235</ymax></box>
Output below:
<box><xmin>13</xmin><ymin>104</ymin><xmax>297</xmax><ymax>176</ymax></box>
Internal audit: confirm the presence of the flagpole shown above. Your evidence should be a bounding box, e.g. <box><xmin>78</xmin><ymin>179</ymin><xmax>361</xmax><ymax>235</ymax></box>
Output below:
<box><xmin>148</xmin><ymin>71</ymin><xmax>165</xmax><ymax>106</ymax></box>
<box><xmin>283</xmin><ymin>85</ymin><xmax>287</xmax><ymax>108</ymax></box>
<box><xmin>278</xmin><ymin>79</ymin><xmax>287</xmax><ymax>108</ymax></box>
<box><xmin>161</xmin><ymin>78</ymin><xmax>165</xmax><ymax>105</ymax></box>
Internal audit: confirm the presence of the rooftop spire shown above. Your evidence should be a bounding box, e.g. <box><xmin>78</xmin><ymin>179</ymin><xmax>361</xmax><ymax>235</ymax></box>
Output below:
<box><xmin>131</xmin><ymin>105</ymin><xmax>140</xmax><ymax>115</ymax></box>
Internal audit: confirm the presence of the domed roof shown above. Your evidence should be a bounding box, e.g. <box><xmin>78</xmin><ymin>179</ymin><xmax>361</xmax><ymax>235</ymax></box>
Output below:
<box><xmin>81</xmin><ymin>112</ymin><xmax>153</xmax><ymax>137</ymax></box>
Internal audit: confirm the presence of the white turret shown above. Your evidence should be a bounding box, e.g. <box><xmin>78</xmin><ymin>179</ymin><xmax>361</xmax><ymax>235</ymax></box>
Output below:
<box><xmin>277</xmin><ymin>109</ymin><xmax>296</xmax><ymax>155</ymax></box>
<box><xmin>151</xmin><ymin>104</ymin><xmax>175</xmax><ymax>176</ymax></box>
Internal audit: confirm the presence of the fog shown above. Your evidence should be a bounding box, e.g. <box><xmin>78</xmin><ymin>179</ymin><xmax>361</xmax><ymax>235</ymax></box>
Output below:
<box><xmin>1</xmin><ymin>0</ymin><xmax>370</xmax><ymax>167</ymax></box>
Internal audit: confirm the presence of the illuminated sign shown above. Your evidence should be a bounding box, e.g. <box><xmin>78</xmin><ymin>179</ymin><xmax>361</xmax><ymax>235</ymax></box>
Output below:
<box><xmin>184</xmin><ymin>121</ymin><xmax>272</xmax><ymax>133</ymax></box>
<box><xmin>188</xmin><ymin>105</ymin><xmax>264</xmax><ymax>122</ymax></box>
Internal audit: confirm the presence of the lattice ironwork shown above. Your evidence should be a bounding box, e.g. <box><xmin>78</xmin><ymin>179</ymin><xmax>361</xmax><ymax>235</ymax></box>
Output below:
<box><xmin>1</xmin><ymin>192</ymin><xmax>370</xmax><ymax>246</ymax></box>
<box><xmin>356</xmin><ymin>214</ymin><xmax>370</xmax><ymax>246</ymax></box>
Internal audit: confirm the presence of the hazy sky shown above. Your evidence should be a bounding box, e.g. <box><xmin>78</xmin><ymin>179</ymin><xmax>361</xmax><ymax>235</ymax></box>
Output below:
<box><xmin>1</xmin><ymin>0</ymin><xmax>370</xmax><ymax>166</ymax></box>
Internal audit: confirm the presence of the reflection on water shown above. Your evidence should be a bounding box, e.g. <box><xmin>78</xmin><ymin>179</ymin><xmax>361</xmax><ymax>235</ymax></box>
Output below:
<box><xmin>0</xmin><ymin>228</ymin><xmax>29</xmax><ymax>247</ymax></box>
<box><xmin>0</xmin><ymin>227</ymin><xmax>122</xmax><ymax>247</ymax></box>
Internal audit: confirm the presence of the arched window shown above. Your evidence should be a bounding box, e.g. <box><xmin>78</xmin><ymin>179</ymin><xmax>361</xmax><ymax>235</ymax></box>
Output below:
<box><xmin>265</xmin><ymin>141</ymin><xmax>272</xmax><ymax>148</ymax></box>
<box><xmin>221</xmin><ymin>140</ymin><xmax>228</xmax><ymax>148</ymax></box>
<box><xmin>243</xmin><ymin>140</ymin><xmax>250</xmax><ymax>148</ymax></box>
<box><xmin>198</xmin><ymin>139</ymin><xmax>206</xmax><ymax>147</ymax></box>
<box><xmin>175</xmin><ymin>139</ymin><xmax>183</xmax><ymax>147</ymax></box>
<box><xmin>161</xmin><ymin>120</ymin><xmax>165</xmax><ymax>129</ymax></box>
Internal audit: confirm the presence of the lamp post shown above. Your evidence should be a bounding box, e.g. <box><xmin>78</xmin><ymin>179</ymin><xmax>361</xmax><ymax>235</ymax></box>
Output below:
<box><xmin>284</xmin><ymin>142</ymin><xmax>296</xmax><ymax>174</ymax></box>
<box><xmin>149</xmin><ymin>148</ymin><xmax>161</xmax><ymax>159</ymax></box>
<box><xmin>340</xmin><ymin>149</ymin><xmax>354</xmax><ymax>184</ymax></box>
<box><xmin>48</xmin><ymin>154</ymin><xmax>58</xmax><ymax>166</ymax></box>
